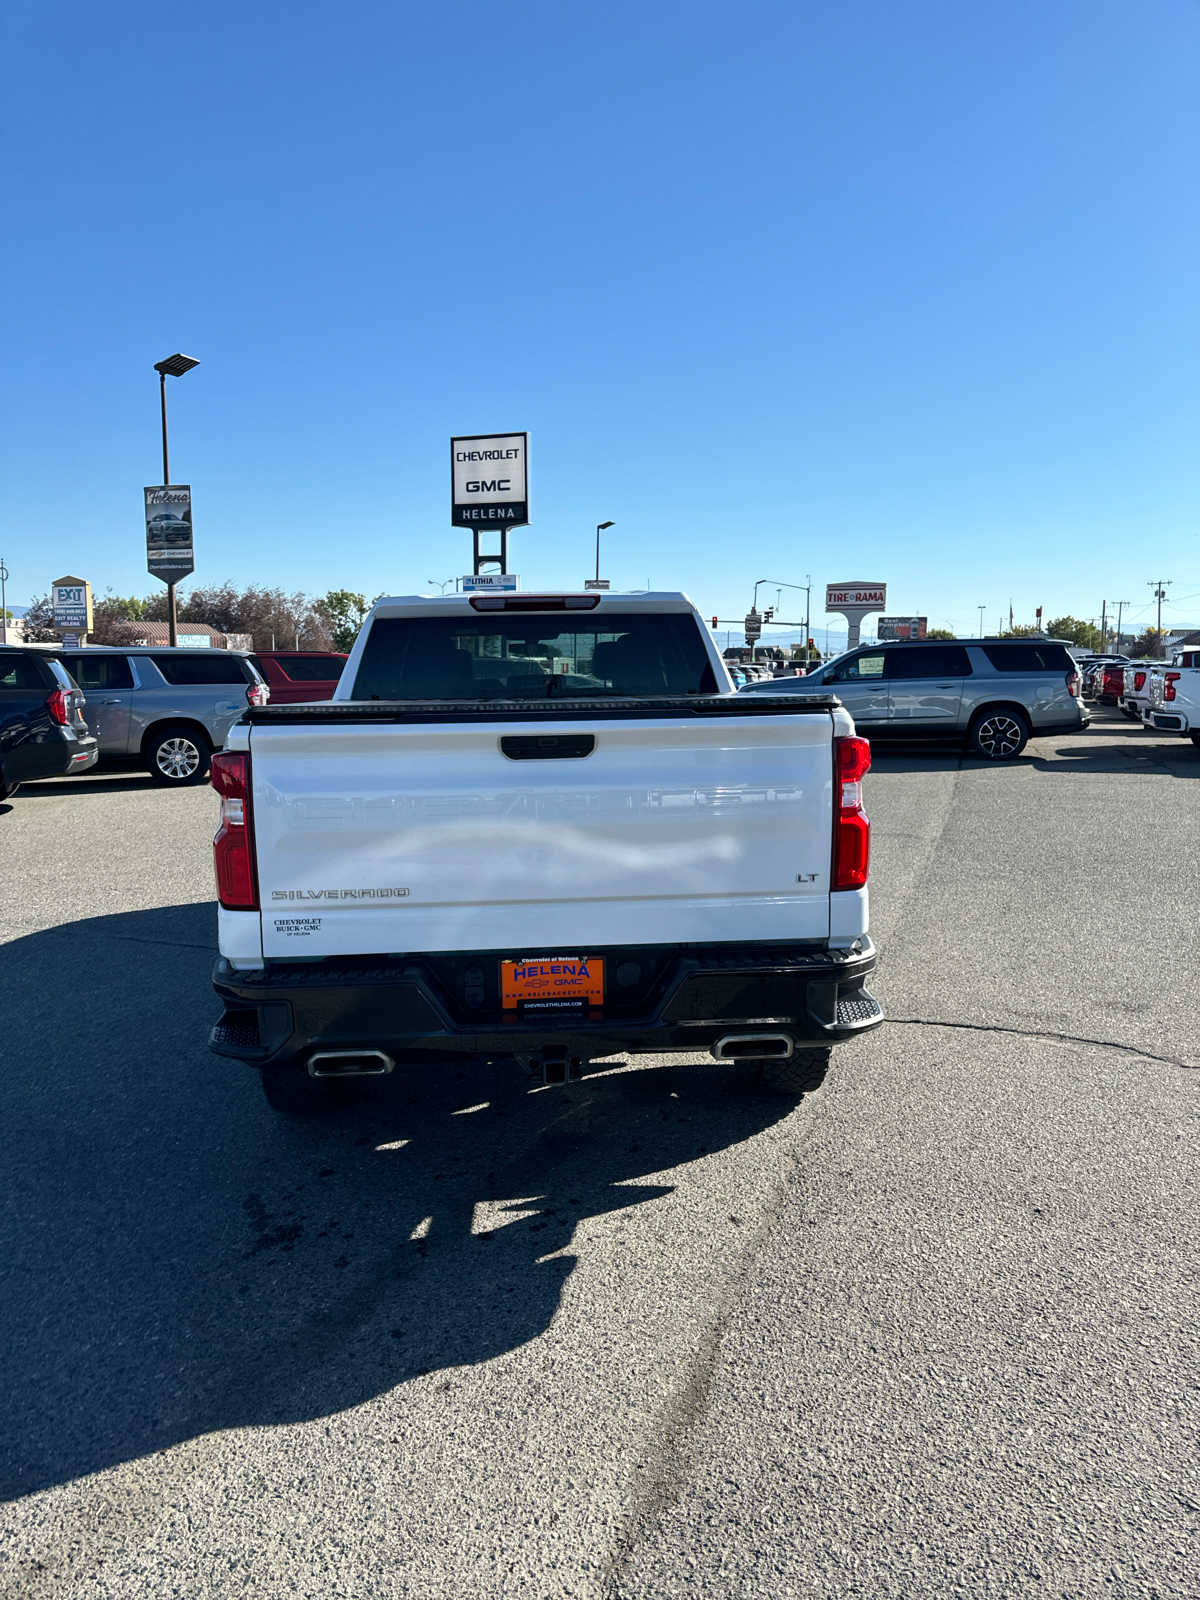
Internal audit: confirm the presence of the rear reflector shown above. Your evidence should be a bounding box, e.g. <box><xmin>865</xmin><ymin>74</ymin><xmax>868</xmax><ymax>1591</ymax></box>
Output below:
<box><xmin>832</xmin><ymin>736</ymin><xmax>871</xmax><ymax>891</ymax></box>
<box><xmin>211</xmin><ymin>751</ymin><xmax>258</xmax><ymax>910</ymax></box>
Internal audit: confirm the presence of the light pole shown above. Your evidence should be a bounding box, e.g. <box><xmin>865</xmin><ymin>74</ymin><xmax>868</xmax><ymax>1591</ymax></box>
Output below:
<box><xmin>153</xmin><ymin>353</ymin><xmax>199</xmax><ymax>646</ymax></box>
<box><xmin>428</xmin><ymin>577</ymin><xmax>458</xmax><ymax>594</ymax></box>
<box><xmin>0</xmin><ymin>557</ymin><xmax>8</xmax><ymax>645</ymax></box>
<box><xmin>977</xmin><ymin>605</ymin><xmax>986</xmax><ymax>636</ymax></box>
<box><xmin>595</xmin><ymin>521</ymin><xmax>614</xmax><ymax>583</ymax></box>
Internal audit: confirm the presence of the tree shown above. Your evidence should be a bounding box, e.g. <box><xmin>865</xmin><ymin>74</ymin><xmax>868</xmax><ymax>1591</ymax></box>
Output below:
<box><xmin>175</xmin><ymin>583</ymin><xmax>332</xmax><ymax>650</ymax></box>
<box><xmin>925</xmin><ymin>627</ymin><xmax>956</xmax><ymax>640</ymax></box>
<box><xmin>1130</xmin><ymin>627</ymin><xmax>1163</xmax><ymax>659</ymax></box>
<box><xmin>1045</xmin><ymin>616</ymin><xmax>1101</xmax><ymax>651</ymax></box>
<box><xmin>90</xmin><ymin>591</ymin><xmax>150</xmax><ymax>644</ymax></box>
<box><xmin>315</xmin><ymin>590</ymin><xmax>368</xmax><ymax>653</ymax></box>
<box><xmin>20</xmin><ymin>594</ymin><xmax>58</xmax><ymax>642</ymax></box>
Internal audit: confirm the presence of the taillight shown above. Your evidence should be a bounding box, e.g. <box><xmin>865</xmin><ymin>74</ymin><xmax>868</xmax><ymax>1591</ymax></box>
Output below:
<box><xmin>832</xmin><ymin>736</ymin><xmax>871</xmax><ymax>891</ymax></box>
<box><xmin>1164</xmin><ymin>672</ymin><xmax>1180</xmax><ymax>703</ymax></box>
<box><xmin>1135</xmin><ymin>671</ymin><xmax>1146</xmax><ymax>691</ymax></box>
<box><xmin>211</xmin><ymin>751</ymin><xmax>258</xmax><ymax>910</ymax></box>
<box><xmin>246</xmin><ymin>682</ymin><xmax>269</xmax><ymax>707</ymax></box>
<box><xmin>45</xmin><ymin>688</ymin><xmax>69</xmax><ymax>725</ymax></box>
<box><xmin>1066</xmin><ymin>671</ymin><xmax>1079</xmax><ymax>697</ymax></box>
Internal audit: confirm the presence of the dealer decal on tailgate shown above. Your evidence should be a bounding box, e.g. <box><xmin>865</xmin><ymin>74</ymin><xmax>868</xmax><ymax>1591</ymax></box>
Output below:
<box><xmin>501</xmin><ymin>957</ymin><xmax>605</xmax><ymax>1011</ymax></box>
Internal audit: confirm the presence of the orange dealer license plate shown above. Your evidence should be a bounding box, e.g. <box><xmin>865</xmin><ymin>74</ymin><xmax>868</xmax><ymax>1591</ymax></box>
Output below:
<box><xmin>501</xmin><ymin>956</ymin><xmax>605</xmax><ymax>1012</ymax></box>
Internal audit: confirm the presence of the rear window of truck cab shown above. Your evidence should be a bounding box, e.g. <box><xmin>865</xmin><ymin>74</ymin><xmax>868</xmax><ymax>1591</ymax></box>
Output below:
<box><xmin>351</xmin><ymin>613</ymin><xmax>720</xmax><ymax>700</ymax></box>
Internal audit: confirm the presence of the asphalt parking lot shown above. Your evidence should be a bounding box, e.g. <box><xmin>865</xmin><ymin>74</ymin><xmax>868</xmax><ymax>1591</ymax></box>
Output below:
<box><xmin>1</xmin><ymin>710</ymin><xmax>1196</xmax><ymax>1600</ymax></box>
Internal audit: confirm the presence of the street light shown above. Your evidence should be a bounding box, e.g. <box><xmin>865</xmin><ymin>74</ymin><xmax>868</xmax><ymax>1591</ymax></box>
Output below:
<box><xmin>153</xmin><ymin>353</ymin><xmax>199</xmax><ymax>645</ymax></box>
<box><xmin>977</xmin><ymin>605</ymin><xmax>986</xmax><ymax>636</ymax></box>
<box><xmin>428</xmin><ymin>577</ymin><xmax>458</xmax><ymax>594</ymax></box>
<box><xmin>595</xmin><ymin>521</ymin><xmax>614</xmax><ymax>583</ymax></box>
<box><xmin>0</xmin><ymin>557</ymin><xmax>8</xmax><ymax>645</ymax></box>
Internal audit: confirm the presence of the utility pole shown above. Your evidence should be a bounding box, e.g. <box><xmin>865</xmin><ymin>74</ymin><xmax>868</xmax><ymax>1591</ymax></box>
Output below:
<box><xmin>1099</xmin><ymin>600</ymin><xmax>1108</xmax><ymax>654</ymax></box>
<box><xmin>0</xmin><ymin>557</ymin><xmax>7</xmax><ymax>645</ymax></box>
<box><xmin>1111</xmin><ymin>600</ymin><xmax>1128</xmax><ymax>654</ymax></box>
<box><xmin>1148</xmin><ymin>579</ymin><xmax>1172</xmax><ymax>655</ymax></box>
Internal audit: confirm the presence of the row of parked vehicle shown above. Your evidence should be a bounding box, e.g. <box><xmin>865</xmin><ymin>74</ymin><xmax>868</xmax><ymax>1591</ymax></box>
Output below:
<box><xmin>1078</xmin><ymin>651</ymin><xmax>1200</xmax><ymax>746</ymax></box>
<box><xmin>0</xmin><ymin>645</ymin><xmax>345</xmax><ymax>800</ymax></box>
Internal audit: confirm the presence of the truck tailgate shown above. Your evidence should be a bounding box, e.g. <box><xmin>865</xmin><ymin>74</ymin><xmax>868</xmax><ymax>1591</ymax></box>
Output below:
<box><xmin>249</xmin><ymin>710</ymin><xmax>836</xmax><ymax>958</ymax></box>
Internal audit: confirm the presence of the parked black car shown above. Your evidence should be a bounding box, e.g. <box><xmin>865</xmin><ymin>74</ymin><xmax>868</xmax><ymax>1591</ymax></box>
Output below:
<box><xmin>0</xmin><ymin>647</ymin><xmax>98</xmax><ymax>799</ymax></box>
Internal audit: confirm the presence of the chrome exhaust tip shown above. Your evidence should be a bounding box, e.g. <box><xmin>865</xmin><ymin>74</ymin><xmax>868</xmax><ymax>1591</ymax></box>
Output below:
<box><xmin>712</xmin><ymin>1032</ymin><xmax>794</xmax><ymax>1062</ymax></box>
<box><xmin>307</xmin><ymin>1049</ymin><xmax>395</xmax><ymax>1079</ymax></box>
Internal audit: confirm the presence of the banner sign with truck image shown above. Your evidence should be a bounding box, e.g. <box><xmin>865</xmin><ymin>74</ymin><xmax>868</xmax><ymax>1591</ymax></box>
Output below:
<box><xmin>145</xmin><ymin>486</ymin><xmax>195</xmax><ymax>581</ymax></box>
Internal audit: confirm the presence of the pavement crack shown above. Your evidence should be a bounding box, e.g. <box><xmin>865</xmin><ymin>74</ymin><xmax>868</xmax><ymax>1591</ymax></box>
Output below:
<box><xmin>601</xmin><ymin>1118</ymin><xmax>822</xmax><ymax>1598</ymax></box>
<box><xmin>888</xmin><ymin>1016</ymin><xmax>1197</xmax><ymax>1071</ymax></box>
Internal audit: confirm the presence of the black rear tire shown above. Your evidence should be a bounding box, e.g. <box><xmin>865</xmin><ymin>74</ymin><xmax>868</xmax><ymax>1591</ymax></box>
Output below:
<box><xmin>968</xmin><ymin>708</ymin><xmax>1030</xmax><ymax>760</ymax></box>
<box><xmin>146</xmin><ymin>725</ymin><xmax>211</xmax><ymax>786</ymax></box>
<box><xmin>757</xmin><ymin>1046</ymin><xmax>833</xmax><ymax>1098</ymax></box>
<box><xmin>260</xmin><ymin>1060</ymin><xmax>343</xmax><ymax>1115</ymax></box>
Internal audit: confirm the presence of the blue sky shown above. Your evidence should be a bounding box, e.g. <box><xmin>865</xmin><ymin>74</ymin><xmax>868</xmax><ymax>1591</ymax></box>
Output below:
<box><xmin>2</xmin><ymin>0</ymin><xmax>1197</xmax><ymax>638</ymax></box>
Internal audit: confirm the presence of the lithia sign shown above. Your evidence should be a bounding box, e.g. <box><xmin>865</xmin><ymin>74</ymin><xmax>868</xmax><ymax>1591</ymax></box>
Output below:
<box><xmin>451</xmin><ymin>433</ymin><xmax>528</xmax><ymax>529</ymax></box>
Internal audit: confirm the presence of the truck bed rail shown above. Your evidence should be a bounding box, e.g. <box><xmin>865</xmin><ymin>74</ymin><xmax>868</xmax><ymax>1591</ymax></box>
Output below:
<box><xmin>242</xmin><ymin>693</ymin><xmax>841</xmax><ymax>725</ymax></box>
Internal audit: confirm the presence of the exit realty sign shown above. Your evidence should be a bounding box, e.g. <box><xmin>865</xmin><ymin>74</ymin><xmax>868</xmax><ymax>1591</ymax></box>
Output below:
<box><xmin>451</xmin><ymin>433</ymin><xmax>528</xmax><ymax>528</ymax></box>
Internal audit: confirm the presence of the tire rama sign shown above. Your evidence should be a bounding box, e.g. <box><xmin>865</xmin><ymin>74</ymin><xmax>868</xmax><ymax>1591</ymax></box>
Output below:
<box><xmin>451</xmin><ymin>433</ymin><xmax>528</xmax><ymax>529</ymax></box>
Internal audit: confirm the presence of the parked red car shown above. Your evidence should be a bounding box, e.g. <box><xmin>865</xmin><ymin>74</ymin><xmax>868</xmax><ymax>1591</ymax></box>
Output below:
<box><xmin>1099</xmin><ymin>664</ymin><xmax>1128</xmax><ymax>705</ymax></box>
<box><xmin>249</xmin><ymin>651</ymin><xmax>347</xmax><ymax>703</ymax></box>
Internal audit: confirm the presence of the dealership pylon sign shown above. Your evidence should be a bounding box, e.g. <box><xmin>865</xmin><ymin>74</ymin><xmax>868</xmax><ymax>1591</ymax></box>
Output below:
<box><xmin>451</xmin><ymin>432</ymin><xmax>528</xmax><ymax>575</ymax></box>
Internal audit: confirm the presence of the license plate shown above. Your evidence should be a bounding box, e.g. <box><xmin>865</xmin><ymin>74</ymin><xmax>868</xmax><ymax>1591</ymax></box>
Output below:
<box><xmin>500</xmin><ymin>956</ymin><xmax>604</xmax><ymax>1011</ymax></box>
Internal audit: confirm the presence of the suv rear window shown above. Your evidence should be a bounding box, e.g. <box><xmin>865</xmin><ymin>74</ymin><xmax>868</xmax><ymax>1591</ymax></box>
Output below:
<box><xmin>149</xmin><ymin>653</ymin><xmax>251</xmax><ymax>686</ymax></box>
<box><xmin>351</xmin><ymin>613</ymin><xmax>719</xmax><ymax>700</ymax></box>
<box><xmin>980</xmin><ymin>643</ymin><xmax>1073</xmax><ymax>672</ymax></box>
<box><xmin>0</xmin><ymin>654</ymin><xmax>48</xmax><ymax>690</ymax></box>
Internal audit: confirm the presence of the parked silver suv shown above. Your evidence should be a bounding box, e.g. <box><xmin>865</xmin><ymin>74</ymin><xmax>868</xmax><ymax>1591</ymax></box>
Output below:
<box><xmin>51</xmin><ymin>647</ymin><xmax>268</xmax><ymax>785</ymax></box>
<box><xmin>740</xmin><ymin>639</ymin><xmax>1087</xmax><ymax>759</ymax></box>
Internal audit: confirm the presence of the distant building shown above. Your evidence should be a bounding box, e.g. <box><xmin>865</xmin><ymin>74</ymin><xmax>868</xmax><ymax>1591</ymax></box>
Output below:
<box><xmin>105</xmin><ymin>622</ymin><xmax>251</xmax><ymax>650</ymax></box>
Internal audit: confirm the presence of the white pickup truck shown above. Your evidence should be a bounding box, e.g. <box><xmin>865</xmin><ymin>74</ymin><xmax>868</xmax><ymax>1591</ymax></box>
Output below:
<box><xmin>207</xmin><ymin>592</ymin><xmax>883</xmax><ymax>1112</ymax></box>
<box><xmin>1144</xmin><ymin>656</ymin><xmax>1200</xmax><ymax>746</ymax></box>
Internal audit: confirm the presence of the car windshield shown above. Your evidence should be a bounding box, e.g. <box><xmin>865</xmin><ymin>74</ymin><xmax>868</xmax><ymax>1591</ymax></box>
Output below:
<box><xmin>350</xmin><ymin>612</ymin><xmax>719</xmax><ymax>700</ymax></box>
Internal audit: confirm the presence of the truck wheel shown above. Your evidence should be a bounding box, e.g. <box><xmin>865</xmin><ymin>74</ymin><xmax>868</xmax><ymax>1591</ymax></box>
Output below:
<box><xmin>968</xmin><ymin>708</ymin><xmax>1029</xmax><ymax>761</ymax></box>
<box><xmin>147</xmin><ymin>725</ymin><xmax>211</xmax><ymax>786</ymax></box>
<box><xmin>757</xmin><ymin>1047</ymin><xmax>832</xmax><ymax>1097</ymax></box>
<box><xmin>259</xmin><ymin>1061</ymin><xmax>342</xmax><ymax>1115</ymax></box>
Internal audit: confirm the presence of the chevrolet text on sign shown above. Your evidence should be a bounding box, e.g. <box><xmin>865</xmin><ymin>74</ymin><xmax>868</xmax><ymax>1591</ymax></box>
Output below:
<box><xmin>451</xmin><ymin>433</ymin><xmax>528</xmax><ymax>528</ymax></box>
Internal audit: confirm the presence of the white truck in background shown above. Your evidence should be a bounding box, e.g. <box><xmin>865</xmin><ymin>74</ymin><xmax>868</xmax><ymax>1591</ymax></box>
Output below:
<box><xmin>1143</xmin><ymin>657</ymin><xmax>1200</xmax><ymax>746</ymax></box>
<box><xmin>207</xmin><ymin>592</ymin><xmax>883</xmax><ymax>1112</ymax></box>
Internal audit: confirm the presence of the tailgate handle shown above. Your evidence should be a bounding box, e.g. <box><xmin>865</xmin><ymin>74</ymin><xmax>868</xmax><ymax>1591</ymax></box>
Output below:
<box><xmin>501</xmin><ymin>734</ymin><xmax>595</xmax><ymax>761</ymax></box>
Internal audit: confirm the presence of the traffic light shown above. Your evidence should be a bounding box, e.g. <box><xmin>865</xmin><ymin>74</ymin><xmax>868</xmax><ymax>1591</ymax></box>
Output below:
<box><xmin>711</xmin><ymin>615</ymin><xmax>719</xmax><ymax>630</ymax></box>
<box><xmin>807</xmin><ymin>637</ymin><xmax>815</xmax><ymax>651</ymax></box>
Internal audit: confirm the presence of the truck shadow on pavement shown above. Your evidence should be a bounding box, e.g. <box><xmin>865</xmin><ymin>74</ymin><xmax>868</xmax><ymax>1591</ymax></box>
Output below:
<box><xmin>0</xmin><ymin>903</ymin><xmax>796</xmax><ymax>1501</ymax></box>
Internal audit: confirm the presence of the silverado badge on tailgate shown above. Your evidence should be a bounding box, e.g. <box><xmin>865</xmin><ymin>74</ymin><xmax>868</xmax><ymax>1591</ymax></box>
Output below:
<box><xmin>501</xmin><ymin>957</ymin><xmax>605</xmax><ymax>1012</ymax></box>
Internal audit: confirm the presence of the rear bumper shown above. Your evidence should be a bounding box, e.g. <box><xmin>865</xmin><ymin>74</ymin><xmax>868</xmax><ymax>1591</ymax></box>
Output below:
<box><xmin>1146</xmin><ymin>710</ymin><xmax>1189</xmax><ymax>733</ymax></box>
<box><xmin>210</xmin><ymin>938</ymin><xmax>883</xmax><ymax>1066</ymax></box>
